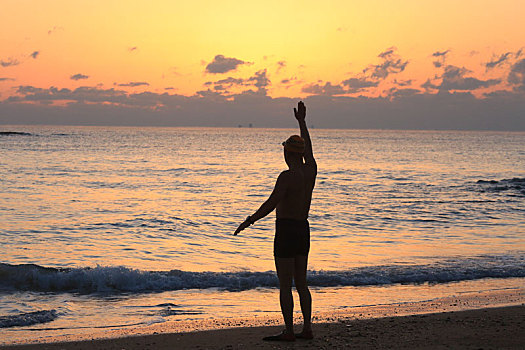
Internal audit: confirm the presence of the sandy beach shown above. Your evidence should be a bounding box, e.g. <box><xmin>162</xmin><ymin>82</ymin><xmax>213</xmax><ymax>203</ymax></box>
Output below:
<box><xmin>2</xmin><ymin>289</ymin><xmax>523</xmax><ymax>349</ymax></box>
<box><xmin>1</xmin><ymin>305</ymin><xmax>523</xmax><ymax>350</ymax></box>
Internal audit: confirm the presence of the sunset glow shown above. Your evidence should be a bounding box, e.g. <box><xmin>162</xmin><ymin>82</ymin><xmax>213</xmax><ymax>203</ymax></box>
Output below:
<box><xmin>1</xmin><ymin>0</ymin><xmax>524</xmax><ymax>128</ymax></box>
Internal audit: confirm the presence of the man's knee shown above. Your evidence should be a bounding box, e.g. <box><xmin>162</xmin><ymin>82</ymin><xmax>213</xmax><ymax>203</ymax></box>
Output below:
<box><xmin>295</xmin><ymin>280</ymin><xmax>309</xmax><ymax>292</ymax></box>
<box><xmin>279</xmin><ymin>281</ymin><xmax>293</xmax><ymax>290</ymax></box>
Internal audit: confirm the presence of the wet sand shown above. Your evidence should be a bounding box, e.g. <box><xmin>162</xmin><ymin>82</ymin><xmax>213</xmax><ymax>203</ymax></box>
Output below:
<box><xmin>2</xmin><ymin>298</ymin><xmax>524</xmax><ymax>349</ymax></box>
<box><xmin>1</xmin><ymin>288</ymin><xmax>523</xmax><ymax>349</ymax></box>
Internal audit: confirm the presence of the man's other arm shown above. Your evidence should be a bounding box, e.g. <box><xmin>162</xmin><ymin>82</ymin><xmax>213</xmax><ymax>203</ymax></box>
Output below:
<box><xmin>234</xmin><ymin>171</ymin><xmax>289</xmax><ymax>235</ymax></box>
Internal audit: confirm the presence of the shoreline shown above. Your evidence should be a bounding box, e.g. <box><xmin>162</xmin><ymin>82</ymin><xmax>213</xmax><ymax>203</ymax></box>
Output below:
<box><xmin>2</xmin><ymin>305</ymin><xmax>523</xmax><ymax>349</ymax></box>
<box><xmin>1</xmin><ymin>287</ymin><xmax>523</xmax><ymax>349</ymax></box>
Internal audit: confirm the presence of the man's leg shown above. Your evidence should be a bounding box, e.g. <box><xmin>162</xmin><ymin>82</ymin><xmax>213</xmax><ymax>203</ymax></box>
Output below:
<box><xmin>275</xmin><ymin>257</ymin><xmax>295</xmax><ymax>334</ymax></box>
<box><xmin>294</xmin><ymin>254</ymin><xmax>312</xmax><ymax>334</ymax></box>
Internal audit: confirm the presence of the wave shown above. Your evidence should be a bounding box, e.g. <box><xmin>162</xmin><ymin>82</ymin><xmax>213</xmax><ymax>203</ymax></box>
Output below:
<box><xmin>476</xmin><ymin>178</ymin><xmax>525</xmax><ymax>196</ymax></box>
<box><xmin>0</xmin><ymin>310</ymin><xmax>58</xmax><ymax>328</ymax></box>
<box><xmin>1</xmin><ymin>255</ymin><xmax>523</xmax><ymax>295</ymax></box>
<box><xmin>0</xmin><ymin>131</ymin><xmax>32</xmax><ymax>136</ymax></box>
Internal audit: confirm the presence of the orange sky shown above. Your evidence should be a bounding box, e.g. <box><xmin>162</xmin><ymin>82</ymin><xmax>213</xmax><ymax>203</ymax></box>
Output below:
<box><xmin>1</xmin><ymin>0</ymin><xmax>524</xmax><ymax>100</ymax></box>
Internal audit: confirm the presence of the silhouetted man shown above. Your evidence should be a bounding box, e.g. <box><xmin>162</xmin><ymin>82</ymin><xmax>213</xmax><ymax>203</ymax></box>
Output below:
<box><xmin>234</xmin><ymin>101</ymin><xmax>317</xmax><ymax>341</ymax></box>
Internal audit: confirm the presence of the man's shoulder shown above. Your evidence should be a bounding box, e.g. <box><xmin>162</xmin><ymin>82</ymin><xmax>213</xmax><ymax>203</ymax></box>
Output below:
<box><xmin>277</xmin><ymin>170</ymin><xmax>292</xmax><ymax>180</ymax></box>
<box><xmin>278</xmin><ymin>169</ymin><xmax>302</xmax><ymax>183</ymax></box>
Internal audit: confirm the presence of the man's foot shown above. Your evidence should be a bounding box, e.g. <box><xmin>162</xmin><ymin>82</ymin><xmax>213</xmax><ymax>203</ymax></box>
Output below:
<box><xmin>295</xmin><ymin>330</ymin><xmax>314</xmax><ymax>339</ymax></box>
<box><xmin>262</xmin><ymin>330</ymin><xmax>296</xmax><ymax>342</ymax></box>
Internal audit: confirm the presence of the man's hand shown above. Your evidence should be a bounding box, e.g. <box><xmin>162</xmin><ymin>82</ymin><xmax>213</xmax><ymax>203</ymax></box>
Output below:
<box><xmin>294</xmin><ymin>101</ymin><xmax>306</xmax><ymax>121</ymax></box>
<box><xmin>234</xmin><ymin>219</ymin><xmax>250</xmax><ymax>235</ymax></box>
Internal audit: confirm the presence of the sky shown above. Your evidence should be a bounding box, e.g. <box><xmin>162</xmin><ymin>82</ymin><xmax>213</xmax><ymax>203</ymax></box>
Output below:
<box><xmin>1</xmin><ymin>0</ymin><xmax>524</xmax><ymax>130</ymax></box>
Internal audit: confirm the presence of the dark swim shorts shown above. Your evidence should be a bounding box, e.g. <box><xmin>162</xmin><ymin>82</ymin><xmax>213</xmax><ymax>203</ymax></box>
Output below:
<box><xmin>274</xmin><ymin>218</ymin><xmax>310</xmax><ymax>258</ymax></box>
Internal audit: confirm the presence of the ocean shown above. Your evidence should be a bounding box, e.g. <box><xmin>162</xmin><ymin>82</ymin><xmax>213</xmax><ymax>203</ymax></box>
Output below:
<box><xmin>1</xmin><ymin>126</ymin><xmax>524</xmax><ymax>343</ymax></box>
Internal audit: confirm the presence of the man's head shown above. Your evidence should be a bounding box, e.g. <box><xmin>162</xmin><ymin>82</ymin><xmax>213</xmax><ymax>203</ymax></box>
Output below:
<box><xmin>282</xmin><ymin>135</ymin><xmax>305</xmax><ymax>154</ymax></box>
<box><xmin>282</xmin><ymin>135</ymin><xmax>305</xmax><ymax>166</ymax></box>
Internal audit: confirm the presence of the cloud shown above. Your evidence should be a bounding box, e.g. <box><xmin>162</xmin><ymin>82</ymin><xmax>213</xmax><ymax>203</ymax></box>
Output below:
<box><xmin>3</xmin><ymin>86</ymin><xmax>524</xmax><ymax>131</ymax></box>
<box><xmin>30</xmin><ymin>51</ymin><xmax>40</xmax><ymax>59</ymax></box>
<box><xmin>369</xmin><ymin>47</ymin><xmax>408</xmax><ymax>79</ymax></box>
<box><xmin>276</xmin><ymin>60</ymin><xmax>286</xmax><ymax>73</ymax></box>
<box><xmin>279</xmin><ymin>77</ymin><xmax>301</xmax><ymax>89</ymax></box>
<box><xmin>2</xmin><ymin>46</ymin><xmax>524</xmax><ymax>130</ymax></box>
<box><xmin>442</xmin><ymin>66</ymin><xmax>470</xmax><ymax>79</ymax></box>
<box><xmin>214</xmin><ymin>77</ymin><xmax>246</xmax><ymax>86</ymax></box>
<box><xmin>508</xmin><ymin>58</ymin><xmax>525</xmax><ymax>91</ymax></box>
<box><xmin>301</xmin><ymin>48</ymin><xmax>410</xmax><ymax>97</ymax></box>
<box><xmin>247</xmin><ymin>69</ymin><xmax>270</xmax><ymax>90</ymax></box>
<box><xmin>394</xmin><ymin>79</ymin><xmax>413</xmax><ymax>87</ymax></box>
<box><xmin>70</xmin><ymin>74</ymin><xmax>89</xmax><ymax>80</ymax></box>
<box><xmin>442</xmin><ymin>66</ymin><xmax>500</xmax><ymax>90</ymax></box>
<box><xmin>203</xmin><ymin>69</ymin><xmax>270</xmax><ymax>95</ymax></box>
<box><xmin>304</xmin><ymin>48</ymin><xmax>410</xmax><ymax>97</ymax></box>
<box><xmin>7</xmin><ymin>86</ymin><xmax>73</xmax><ymax>104</ymax></box>
<box><xmin>424</xmin><ymin>65</ymin><xmax>500</xmax><ymax>91</ymax></box>
<box><xmin>486</xmin><ymin>52</ymin><xmax>512</xmax><ymax>69</ymax></box>
<box><xmin>195</xmin><ymin>88</ymin><xmax>228</xmax><ymax>101</ymax></box>
<box><xmin>302</xmin><ymin>82</ymin><xmax>346</xmax><ymax>96</ymax></box>
<box><xmin>6</xmin><ymin>85</ymin><xmax>156</xmax><ymax>107</ymax></box>
<box><xmin>116</xmin><ymin>82</ymin><xmax>150</xmax><ymax>87</ymax></box>
<box><xmin>378</xmin><ymin>47</ymin><xmax>395</xmax><ymax>58</ymax></box>
<box><xmin>0</xmin><ymin>58</ymin><xmax>20</xmax><ymax>67</ymax></box>
<box><xmin>304</xmin><ymin>48</ymin><xmax>409</xmax><ymax>97</ymax></box>
<box><xmin>432</xmin><ymin>49</ymin><xmax>449</xmax><ymax>69</ymax></box>
<box><xmin>342</xmin><ymin>77</ymin><xmax>379</xmax><ymax>92</ymax></box>
<box><xmin>207</xmin><ymin>77</ymin><xmax>245</xmax><ymax>92</ymax></box>
<box><xmin>432</xmin><ymin>50</ymin><xmax>450</xmax><ymax>58</ymax></box>
<box><xmin>421</xmin><ymin>79</ymin><xmax>437</xmax><ymax>91</ymax></box>
<box><xmin>205</xmin><ymin>55</ymin><xmax>247</xmax><ymax>74</ymax></box>
<box><xmin>386</xmin><ymin>87</ymin><xmax>422</xmax><ymax>99</ymax></box>
<box><xmin>0</xmin><ymin>77</ymin><xmax>15</xmax><ymax>82</ymax></box>
<box><xmin>213</xmin><ymin>84</ymin><xmax>227</xmax><ymax>91</ymax></box>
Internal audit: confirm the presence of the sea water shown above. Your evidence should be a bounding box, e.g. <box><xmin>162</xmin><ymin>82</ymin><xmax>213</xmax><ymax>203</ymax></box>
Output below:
<box><xmin>0</xmin><ymin>126</ymin><xmax>524</xmax><ymax>343</ymax></box>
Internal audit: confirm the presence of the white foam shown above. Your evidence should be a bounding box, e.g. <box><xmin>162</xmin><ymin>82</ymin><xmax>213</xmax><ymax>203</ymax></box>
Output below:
<box><xmin>1</xmin><ymin>254</ymin><xmax>523</xmax><ymax>295</ymax></box>
<box><xmin>0</xmin><ymin>310</ymin><xmax>58</xmax><ymax>328</ymax></box>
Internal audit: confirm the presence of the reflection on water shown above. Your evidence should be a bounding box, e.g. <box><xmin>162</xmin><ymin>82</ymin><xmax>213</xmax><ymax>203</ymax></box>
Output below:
<box><xmin>1</xmin><ymin>126</ymin><xmax>523</xmax><ymax>271</ymax></box>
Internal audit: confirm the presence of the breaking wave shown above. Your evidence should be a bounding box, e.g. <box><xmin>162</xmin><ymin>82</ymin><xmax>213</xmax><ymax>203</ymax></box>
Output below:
<box><xmin>476</xmin><ymin>178</ymin><xmax>525</xmax><ymax>196</ymax></box>
<box><xmin>1</xmin><ymin>255</ymin><xmax>523</xmax><ymax>295</ymax></box>
<box><xmin>0</xmin><ymin>310</ymin><xmax>58</xmax><ymax>328</ymax></box>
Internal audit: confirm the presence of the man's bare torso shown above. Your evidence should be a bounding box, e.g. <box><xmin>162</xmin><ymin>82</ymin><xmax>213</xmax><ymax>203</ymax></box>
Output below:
<box><xmin>276</xmin><ymin>163</ymin><xmax>316</xmax><ymax>220</ymax></box>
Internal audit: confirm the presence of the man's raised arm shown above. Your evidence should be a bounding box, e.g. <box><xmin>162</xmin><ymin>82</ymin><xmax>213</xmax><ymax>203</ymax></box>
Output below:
<box><xmin>294</xmin><ymin>101</ymin><xmax>316</xmax><ymax>166</ymax></box>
